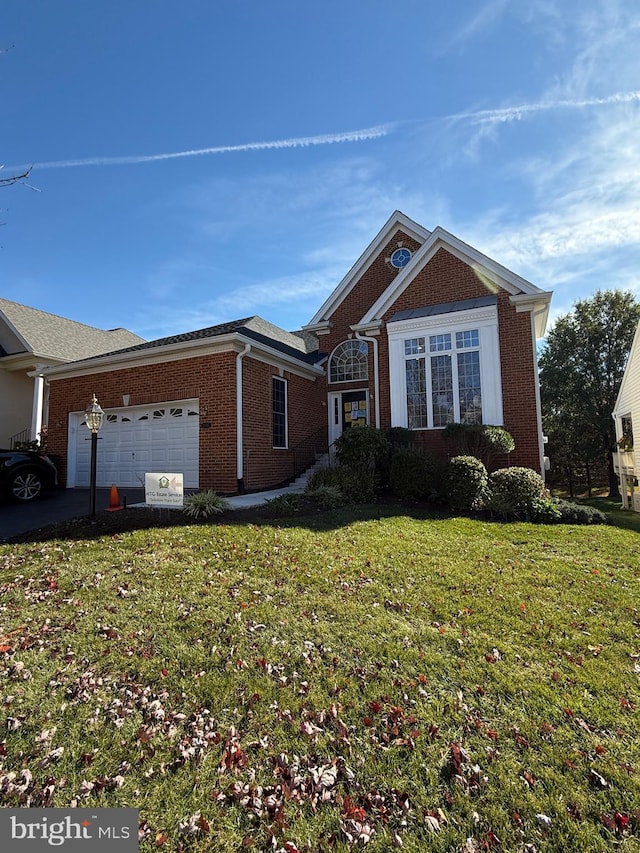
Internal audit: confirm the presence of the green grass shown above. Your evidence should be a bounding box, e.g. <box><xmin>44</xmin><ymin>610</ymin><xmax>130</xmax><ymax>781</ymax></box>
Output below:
<box><xmin>1</xmin><ymin>505</ymin><xmax>640</xmax><ymax>852</ymax></box>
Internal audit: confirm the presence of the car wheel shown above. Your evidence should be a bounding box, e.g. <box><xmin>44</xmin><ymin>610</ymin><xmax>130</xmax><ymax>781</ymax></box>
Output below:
<box><xmin>10</xmin><ymin>468</ymin><xmax>45</xmax><ymax>502</ymax></box>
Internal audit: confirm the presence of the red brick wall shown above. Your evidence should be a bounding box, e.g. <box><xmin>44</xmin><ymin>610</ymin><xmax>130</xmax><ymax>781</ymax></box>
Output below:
<box><xmin>240</xmin><ymin>358</ymin><xmax>325</xmax><ymax>491</ymax></box>
<box><xmin>323</xmin><ymin>244</ymin><xmax>542</xmax><ymax>471</ymax></box>
<box><xmin>320</xmin><ymin>230</ymin><xmax>421</xmax><ymax>427</ymax></box>
<box><xmin>46</xmin><ymin>350</ymin><xmax>325</xmax><ymax>494</ymax></box>
<box><xmin>325</xmin><ymin>230</ymin><xmax>422</xmax><ymax>346</ymax></box>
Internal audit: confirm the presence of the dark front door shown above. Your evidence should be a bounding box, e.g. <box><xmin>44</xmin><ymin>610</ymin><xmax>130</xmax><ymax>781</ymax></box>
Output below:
<box><xmin>341</xmin><ymin>390</ymin><xmax>368</xmax><ymax>432</ymax></box>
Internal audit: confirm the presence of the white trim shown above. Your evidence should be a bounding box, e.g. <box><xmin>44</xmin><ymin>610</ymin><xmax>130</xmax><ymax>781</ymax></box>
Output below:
<box><xmin>387</xmin><ymin>304</ymin><xmax>503</xmax><ymax>429</ymax></box>
<box><xmin>236</xmin><ymin>344</ymin><xmax>251</xmax><ymax>485</ymax></box>
<box><xmin>305</xmin><ymin>211</ymin><xmax>431</xmax><ymax>327</ymax></box>
<box><xmin>66</xmin><ymin>398</ymin><xmax>199</xmax><ymax>488</ymax></box>
<box><xmin>360</xmin><ymin>227</ymin><xmax>551</xmax><ymax>330</ymax></box>
<box><xmin>328</xmin><ymin>389</ymin><xmax>370</xmax><ymax>447</ymax></box>
<box><xmin>272</xmin><ymin>375</ymin><xmax>288</xmax><ymax>449</ymax></box>
<box><xmin>355</xmin><ymin>331</ymin><xmax>380</xmax><ymax>428</ymax></box>
<box><xmin>328</xmin><ymin>339</ymin><xmax>369</xmax><ymax>385</ymax></box>
<box><xmin>530</xmin><ymin>312</ymin><xmax>546</xmax><ymax>478</ymax></box>
<box><xmin>40</xmin><ymin>332</ymin><xmax>323</xmax><ymax>382</ymax></box>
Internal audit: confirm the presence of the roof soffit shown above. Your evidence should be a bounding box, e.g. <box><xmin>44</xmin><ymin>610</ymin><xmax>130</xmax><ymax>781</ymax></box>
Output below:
<box><xmin>304</xmin><ymin>211</ymin><xmax>431</xmax><ymax>328</ymax></box>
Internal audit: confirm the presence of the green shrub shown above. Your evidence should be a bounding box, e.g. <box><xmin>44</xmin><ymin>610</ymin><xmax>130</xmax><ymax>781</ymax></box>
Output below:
<box><xmin>488</xmin><ymin>467</ymin><xmax>546</xmax><ymax>519</ymax></box>
<box><xmin>182</xmin><ymin>490</ymin><xmax>229</xmax><ymax>519</ymax></box>
<box><xmin>554</xmin><ymin>499</ymin><xmax>608</xmax><ymax>525</ymax></box>
<box><xmin>305</xmin><ymin>484</ymin><xmax>347</xmax><ymax>510</ymax></box>
<box><xmin>306</xmin><ymin>467</ymin><xmax>343</xmax><ymax>490</ymax></box>
<box><xmin>445</xmin><ymin>456</ymin><xmax>488</xmax><ymax>512</ymax></box>
<box><xmin>335</xmin><ymin>425</ymin><xmax>388</xmax><ymax>470</ymax></box>
<box><xmin>443</xmin><ymin>424</ymin><xmax>515</xmax><ymax>469</ymax></box>
<box><xmin>334</xmin><ymin>426</ymin><xmax>388</xmax><ymax>501</ymax></box>
<box><xmin>529</xmin><ymin>497</ymin><xmax>563</xmax><ymax>524</ymax></box>
<box><xmin>306</xmin><ymin>466</ymin><xmax>359</xmax><ymax>502</ymax></box>
<box><xmin>389</xmin><ymin>446</ymin><xmax>439</xmax><ymax>501</ymax></box>
<box><xmin>265</xmin><ymin>493</ymin><xmax>305</xmax><ymax>515</ymax></box>
<box><xmin>385</xmin><ymin>427</ymin><xmax>416</xmax><ymax>451</ymax></box>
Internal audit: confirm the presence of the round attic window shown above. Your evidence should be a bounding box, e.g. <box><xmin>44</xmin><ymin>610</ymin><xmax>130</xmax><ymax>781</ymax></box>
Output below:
<box><xmin>390</xmin><ymin>247</ymin><xmax>412</xmax><ymax>269</ymax></box>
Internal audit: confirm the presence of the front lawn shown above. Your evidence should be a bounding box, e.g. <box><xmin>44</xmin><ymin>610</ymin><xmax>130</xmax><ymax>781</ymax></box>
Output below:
<box><xmin>1</xmin><ymin>506</ymin><xmax>639</xmax><ymax>851</ymax></box>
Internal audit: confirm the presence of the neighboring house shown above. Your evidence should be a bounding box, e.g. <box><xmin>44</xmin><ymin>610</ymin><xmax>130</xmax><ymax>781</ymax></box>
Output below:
<box><xmin>0</xmin><ymin>298</ymin><xmax>145</xmax><ymax>448</ymax></box>
<box><xmin>612</xmin><ymin>319</ymin><xmax>640</xmax><ymax>511</ymax></box>
<box><xmin>41</xmin><ymin>211</ymin><xmax>552</xmax><ymax>494</ymax></box>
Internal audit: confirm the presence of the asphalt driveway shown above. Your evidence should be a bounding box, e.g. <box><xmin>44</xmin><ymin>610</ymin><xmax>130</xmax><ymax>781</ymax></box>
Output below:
<box><xmin>0</xmin><ymin>487</ymin><xmax>145</xmax><ymax>542</ymax></box>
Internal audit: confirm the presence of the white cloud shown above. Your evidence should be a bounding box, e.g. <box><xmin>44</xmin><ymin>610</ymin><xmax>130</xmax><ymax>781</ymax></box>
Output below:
<box><xmin>18</xmin><ymin>125</ymin><xmax>394</xmax><ymax>172</ymax></box>
<box><xmin>440</xmin><ymin>0</ymin><xmax>510</xmax><ymax>53</ymax></box>
<box><xmin>449</xmin><ymin>90</ymin><xmax>640</xmax><ymax>126</ymax></box>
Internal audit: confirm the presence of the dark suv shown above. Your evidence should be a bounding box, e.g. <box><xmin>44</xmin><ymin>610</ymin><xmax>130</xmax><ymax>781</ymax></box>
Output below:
<box><xmin>0</xmin><ymin>449</ymin><xmax>58</xmax><ymax>502</ymax></box>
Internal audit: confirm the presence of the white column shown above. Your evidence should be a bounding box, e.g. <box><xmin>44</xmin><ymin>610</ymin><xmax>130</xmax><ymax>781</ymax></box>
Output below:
<box><xmin>31</xmin><ymin>373</ymin><xmax>45</xmax><ymax>443</ymax></box>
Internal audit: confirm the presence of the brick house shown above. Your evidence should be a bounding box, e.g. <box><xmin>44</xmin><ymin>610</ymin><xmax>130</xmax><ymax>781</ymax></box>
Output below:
<box><xmin>41</xmin><ymin>211</ymin><xmax>551</xmax><ymax>493</ymax></box>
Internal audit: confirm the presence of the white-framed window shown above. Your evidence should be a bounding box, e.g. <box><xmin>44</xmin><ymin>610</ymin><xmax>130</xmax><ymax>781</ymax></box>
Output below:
<box><xmin>329</xmin><ymin>340</ymin><xmax>369</xmax><ymax>383</ymax></box>
<box><xmin>272</xmin><ymin>376</ymin><xmax>288</xmax><ymax>449</ymax></box>
<box><xmin>388</xmin><ymin>304</ymin><xmax>503</xmax><ymax>429</ymax></box>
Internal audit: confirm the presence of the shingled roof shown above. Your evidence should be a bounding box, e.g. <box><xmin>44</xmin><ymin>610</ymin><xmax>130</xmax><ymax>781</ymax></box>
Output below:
<box><xmin>64</xmin><ymin>315</ymin><xmax>322</xmax><ymax>366</ymax></box>
<box><xmin>0</xmin><ymin>298</ymin><xmax>145</xmax><ymax>362</ymax></box>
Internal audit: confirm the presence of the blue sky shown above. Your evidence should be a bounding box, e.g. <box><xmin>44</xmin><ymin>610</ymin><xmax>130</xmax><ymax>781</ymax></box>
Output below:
<box><xmin>2</xmin><ymin>0</ymin><xmax>639</xmax><ymax>341</ymax></box>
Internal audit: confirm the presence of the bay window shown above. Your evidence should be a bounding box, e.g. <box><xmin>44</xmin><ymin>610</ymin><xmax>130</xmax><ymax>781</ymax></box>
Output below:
<box><xmin>388</xmin><ymin>301</ymin><xmax>503</xmax><ymax>429</ymax></box>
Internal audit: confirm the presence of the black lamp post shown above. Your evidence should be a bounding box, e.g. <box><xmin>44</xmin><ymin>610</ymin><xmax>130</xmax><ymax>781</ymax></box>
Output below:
<box><xmin>84</xmin><ymin>393</ymin><xmax>104</xmax><ymax>518</ymax></box>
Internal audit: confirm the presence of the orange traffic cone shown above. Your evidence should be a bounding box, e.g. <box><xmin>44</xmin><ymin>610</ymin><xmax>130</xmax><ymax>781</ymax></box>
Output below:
<box><xmin>106</xmin><ymin>484</ymin><xmax>123</xmax><ymax>512</ymax></box>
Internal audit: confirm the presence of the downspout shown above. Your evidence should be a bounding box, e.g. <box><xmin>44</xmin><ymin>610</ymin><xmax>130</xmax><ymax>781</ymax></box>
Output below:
<box><xmin>530</xmin><ymin>313</ymin><xmax>546</xmax><ymax>479</ymax></box>
<box><xmin>236</xmin><ymin>343</ymin><xmax>251</xmax><ymax>493</ymax></box>
<box><xmin>355</xmin><ymin>331</ymin><xmax>380</xmax><ymax>428</ymax></box>
<box><xmin>30</xmin><ymin>371</ymin><xmax>45</xmax><ymax>443</ymax></box>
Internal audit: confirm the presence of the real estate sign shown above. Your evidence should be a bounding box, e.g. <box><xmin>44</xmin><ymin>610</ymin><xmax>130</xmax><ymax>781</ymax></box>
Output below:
<box><xmin>145</xmin><ymin>472</ymin><xmax>184</xmax><ymax>508</ymax></box>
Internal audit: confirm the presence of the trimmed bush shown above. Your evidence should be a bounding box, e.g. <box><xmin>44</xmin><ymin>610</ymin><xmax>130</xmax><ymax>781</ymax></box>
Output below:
<box><xmin>445</xmin><ymin>456</ymin><xmax>489</xmax><ymax>512</ymax></box>
<box><xmin>182</xmin><ymin>490</ymin><xmax>229</xmax><ymax>519</ymax></box>
<box><xmin>389</xmin><ymin>446</ymin><xmax>439</xmax><ymax>501</ymax></box>
<box><xmin>488</xmin><ymin>467</ymin><xmax>546</xmax><ymax>519</ymax></box>
<box><xmin>443</xmin><ymin>423</ymin><xmax>515</xmax><ymax>469</ymax></box>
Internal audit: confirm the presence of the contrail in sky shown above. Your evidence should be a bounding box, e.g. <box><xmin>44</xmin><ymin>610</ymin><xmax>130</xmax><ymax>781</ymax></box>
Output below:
<box><xmin>21</xmin><ymin>124</ymin><xmax>393</xmax><ymax>171</ymax></box>
<box><xmin>450</xmin><ymin>90</ymin><xmax>640</xmax><ymax>125</ymax></box>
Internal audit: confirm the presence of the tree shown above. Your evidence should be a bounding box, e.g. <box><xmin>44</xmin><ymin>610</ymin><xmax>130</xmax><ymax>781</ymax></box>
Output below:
<box><xmin>539</xmin><ymin>290</ymin><xmax>640</xmax><ymax>497</ymax></box>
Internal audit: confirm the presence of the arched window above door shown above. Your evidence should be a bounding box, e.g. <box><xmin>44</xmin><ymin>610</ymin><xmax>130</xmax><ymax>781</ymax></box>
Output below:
<box><xmin>329</xmin><ymin>339</ymin><xmax>369</xmax><ymax>383</ymax></box>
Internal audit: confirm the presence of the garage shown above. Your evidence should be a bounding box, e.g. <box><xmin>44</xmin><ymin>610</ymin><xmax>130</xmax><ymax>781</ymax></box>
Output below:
<box><xmin>68</xmin><ymin>399</ymin><xmax>199</xmax><ymax>488</ymax></box>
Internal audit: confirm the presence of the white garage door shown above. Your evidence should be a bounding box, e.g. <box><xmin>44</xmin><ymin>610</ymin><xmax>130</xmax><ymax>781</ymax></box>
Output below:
<box><xmin>70</xmin><ymin>400</ymin><xmax>199</xmax><ymax>488</ymax></box>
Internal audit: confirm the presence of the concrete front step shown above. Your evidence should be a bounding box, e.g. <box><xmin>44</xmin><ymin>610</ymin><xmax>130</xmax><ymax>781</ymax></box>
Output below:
<box><xmin>292</xmin><ymin>453</ymin><xmax>330</xmax><ymax>489</ymax></box>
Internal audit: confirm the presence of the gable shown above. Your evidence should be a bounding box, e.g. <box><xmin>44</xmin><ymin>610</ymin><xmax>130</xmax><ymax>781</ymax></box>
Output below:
<box><xmin>0</xmin><ymin>298</ymin><xmax>145</xmax><ymax>362</ymax></box>
<box><xmin>304</xmin><ymin>211</ymin><xmax>431</xmax><ymax>331</ymax></box>
<box><xmin>613</xmin><ymin>320</ymin><xmax>640</xmax><ymax>417</ymax></box>
<box><xmin>359</xmin><ymin>228</ymin><xmax>551</xmax><ymax>338</ymax></box>
<box><xmin>304</xmin><ymin>215</ymin><xmax>551</xmax><ymax>341</ymax></box>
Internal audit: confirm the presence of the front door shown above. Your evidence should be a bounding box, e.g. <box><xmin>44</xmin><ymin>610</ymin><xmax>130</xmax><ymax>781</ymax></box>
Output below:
<box><xmin>328</xmin><ymin>390</ymin><xmax>369</xmax><ymax>448</ymax></box>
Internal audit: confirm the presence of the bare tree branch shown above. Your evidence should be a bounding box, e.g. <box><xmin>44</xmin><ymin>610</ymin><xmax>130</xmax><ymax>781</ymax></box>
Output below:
<box><xmin>0</xmin><ymin>165</ymin><xmax>33</xmax><ymax>187</ymax></box>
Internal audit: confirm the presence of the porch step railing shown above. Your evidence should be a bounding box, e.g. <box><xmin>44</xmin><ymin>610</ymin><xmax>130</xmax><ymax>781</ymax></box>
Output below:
<box><xmin>9</xmin><ymin>428</ymin><xmax>32</xmax><ymax>449</ymax></box>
